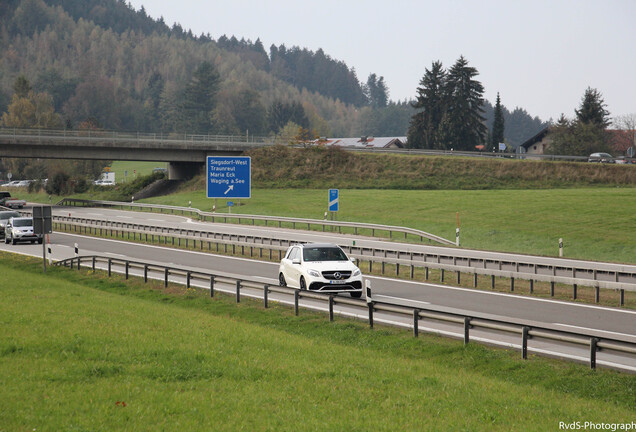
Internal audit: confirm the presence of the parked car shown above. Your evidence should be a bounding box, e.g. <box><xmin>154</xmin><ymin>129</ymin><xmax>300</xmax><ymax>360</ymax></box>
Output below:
<box><xmin>279</xmin><ymin>243</ymin><xmax>363</xmax><ymax>298</ymax></box>
<box><xmin>588</xmin><ymin>152</ymin><xmax>614</xmax><ymax>163</ymax></box>
<box><xmin>4</xmin><ymin>217</ymin><xmax>43</xmax><ymax>245</ymax></box>
<box><xmin>93</xmin><ymin>179</ymin><xmax>115</xmax><ymax>186</ymax></box>
<box><xmin>0</xmin><ymin>210</ymin><xmax>21</xmax><ymax>238</ymax></box>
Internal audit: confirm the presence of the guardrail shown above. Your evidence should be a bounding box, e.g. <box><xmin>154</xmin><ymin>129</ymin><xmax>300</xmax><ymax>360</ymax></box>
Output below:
<box><xmin>56</xmin><ymin>198</ymin><xmax>455</xmax><ymax>246</ymax></box>
<box><xmin>54</xmin><ymin>255</ymin><xmax>636</xmax><ymax>371</ymax></box>
<box><xmin>49</xmin><ymin>215</ymin><xmax>636</xmax><ymax>305</ymax></box>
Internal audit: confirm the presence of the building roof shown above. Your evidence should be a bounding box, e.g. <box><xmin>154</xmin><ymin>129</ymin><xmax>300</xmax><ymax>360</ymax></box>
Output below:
<box><xmin>520</xmin><ymin>127</ymin><xmax>551</xmax><ymax>150</ymax></box>
<box><xmin>318</xmin><ymin>136</ymin><xmax>406</xmax><ymax>149</ymax></box>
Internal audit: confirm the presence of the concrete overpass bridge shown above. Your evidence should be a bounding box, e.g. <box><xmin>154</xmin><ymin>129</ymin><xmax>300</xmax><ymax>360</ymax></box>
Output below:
<box><xmin>0</xmin><ymin>128</ymin><xmax>274</xmax><ymax>179</ymax></box>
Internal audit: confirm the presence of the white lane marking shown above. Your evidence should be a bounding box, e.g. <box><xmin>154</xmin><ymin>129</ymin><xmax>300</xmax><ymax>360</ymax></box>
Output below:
<box><xmin>375</xmin><ymin>294</ymin><xmax>431</xmax><ymax>306</ymax></box>
<box><xmin>58</xmin><ymin>232</ymin><xmax>278</xmax><ymax>265</ymax></box>
<box><xmin>148</xmin><ymin>219</ymin><xmax>166</xmax><ymax>222</ymax></box>
<box><xmin>118</xmin><ymin>216</ymin><xmax>133</xmax><ymax>220</ymax></box>
<box><xmin>552</xmin><ymin>323</ymin><xmax>636</xmax><ymax>339</ymax></box>
<box><xmin>367</xmin><ymin>274</ymin><xmax>636</xmax><ymax>316</ymax></box>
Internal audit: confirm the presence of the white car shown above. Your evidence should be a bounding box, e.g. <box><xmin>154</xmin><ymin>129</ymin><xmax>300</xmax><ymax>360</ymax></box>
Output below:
<box><xmin>278</xmin><ymin>243</ymin><xmax>363</xmax><ymax>298</ymax></box>
<box><xmin>4</xmin><ymin>217</ymin><xmax>43</xmax><ymax>245</ymax></box>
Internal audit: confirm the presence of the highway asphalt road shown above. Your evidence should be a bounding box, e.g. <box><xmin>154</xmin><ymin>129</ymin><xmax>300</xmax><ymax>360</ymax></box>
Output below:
<box><xmin>54</xmin><ymin>205</ymin><xmax>636</xmax><ymax>283</ymax></box>
<box><xmin>5</xmin><ymin>205</ymin><xmax>636</xmax><ymax>371</ymax></box>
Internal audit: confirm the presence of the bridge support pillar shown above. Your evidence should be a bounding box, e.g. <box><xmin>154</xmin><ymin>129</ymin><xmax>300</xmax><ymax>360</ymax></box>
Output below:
<box><xmin>168</xmin><ymin>162</ymin><xmax>203</xmax><ymax>180</ymax></box>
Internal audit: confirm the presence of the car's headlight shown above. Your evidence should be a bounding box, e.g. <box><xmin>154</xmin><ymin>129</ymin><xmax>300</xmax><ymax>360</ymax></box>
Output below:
<box><xmin>307</xmin><ymin>269</ymin><xmax>321</xmax><ymax>278</ymax></box>
<box><xmin>353</xmin><ymin>269</ymin><xmax>361</xmax><ymax>277</ymax></box>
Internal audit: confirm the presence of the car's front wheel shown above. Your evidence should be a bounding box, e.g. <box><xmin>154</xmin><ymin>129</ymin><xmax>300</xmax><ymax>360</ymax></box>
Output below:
<box><xmin>299</xmin><ymin>277</ymin><xmax>307</xmax><ymax>291</ymax></box>
<box><xmin>279</xmin><ymin>273</ymin><xmax>287</xmax><ymax>287</ymax></box>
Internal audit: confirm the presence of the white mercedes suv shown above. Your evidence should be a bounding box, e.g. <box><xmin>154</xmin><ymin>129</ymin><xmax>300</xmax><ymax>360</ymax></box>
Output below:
<box><xmin>278</xmin><ymin>243</ymin><xmax>363</xmax><ymax>298</ymax></box>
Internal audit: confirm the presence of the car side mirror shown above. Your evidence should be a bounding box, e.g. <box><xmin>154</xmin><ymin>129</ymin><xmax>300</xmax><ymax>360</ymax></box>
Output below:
<box><xmin>292</xmin><ymin>258</ymin><xmax>301</xmax><ymax>265</ymax></box>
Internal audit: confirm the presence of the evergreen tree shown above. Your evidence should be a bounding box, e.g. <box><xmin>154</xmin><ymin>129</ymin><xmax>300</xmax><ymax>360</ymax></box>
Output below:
<box><xmin>182</xmin><ymin>61</ymin><xmax>220</xmax><ymax>133</ymax></box>
<box><xmin>13</xmin><ymin>75</ymin><xmax>32</xmax><ymax>98</ymax></box>
<box><xmin>490</xmin><ymin>92</ymin><xmax>505</xmax><ymax>151</ymax></box>
<box><xmin>442</xmin><ymin>56</ymin><xmax>486</xmax><ymax>150</ymax></box>
<box><xmin>407</xmin><ymin>61</ymin><xmax>446</xmax><ymax>149</ymax></box>
<box><xmin>575</xmin><ymin>87</ymin><xmax>610</xmax><ymax>128</ymax></box>
<box><xmin>364</xmin><ymin>73</ymin><xmax>389</xmax><ymax>108</ymax></box>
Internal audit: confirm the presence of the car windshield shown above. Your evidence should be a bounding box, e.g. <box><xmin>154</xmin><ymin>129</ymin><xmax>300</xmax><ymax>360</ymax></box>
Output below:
<box><xmin>303</xmin><ymin>247</ymin><xmax>348</xmax><ymax>262</ymax></box>
<box><xmin>0</xmin><ymin>212</ymin><xmax>19</xmax><ymax>220</ymax></box>
<box><xmin>13</xmin><ymin>218</ymin><xmax>33</xmax><ymax>227</ymax></box>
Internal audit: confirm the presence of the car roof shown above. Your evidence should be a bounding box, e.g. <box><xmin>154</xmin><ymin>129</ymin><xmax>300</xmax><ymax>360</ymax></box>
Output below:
<box><xmin>296</xmin><ymin>243</ymin><xmax>340</xmax><ymax>249</ymax></box>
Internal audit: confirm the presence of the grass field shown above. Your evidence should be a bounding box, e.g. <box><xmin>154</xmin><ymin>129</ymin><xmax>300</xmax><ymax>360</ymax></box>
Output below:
<box><xmin>1</xmin><ymin>253</ymin><xmax>634</xmax><ymax>431</ymax></box>
<box><xmin>108</xmin><ymin>161</ymin><xmax>166</xmax><ymax>183</ymax></box>
<box><xmin>18</xmin><ymin>185</ymin><xmax>636</xmax><ymax>264</ymax></box>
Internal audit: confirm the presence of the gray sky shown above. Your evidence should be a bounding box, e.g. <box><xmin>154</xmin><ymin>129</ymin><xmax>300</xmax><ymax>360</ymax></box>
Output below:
<box><xmin>128</xmin><ymin>0</ymin><xmax>635</xmax><ymax>123</ymax></box>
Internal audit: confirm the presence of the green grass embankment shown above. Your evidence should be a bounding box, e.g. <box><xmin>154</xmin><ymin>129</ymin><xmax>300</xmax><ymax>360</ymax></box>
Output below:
<box><xmin>1</xmin><ymin>253</ymin><xmax>634</xmax><ymax>431</ymax></box>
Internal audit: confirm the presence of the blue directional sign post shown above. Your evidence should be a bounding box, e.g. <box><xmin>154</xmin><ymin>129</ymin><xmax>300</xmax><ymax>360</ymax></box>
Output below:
<box><xmin>328</xmin><ymin>189</ymin><xmax>339</xmax><ymax>212</ymax></box>
<box><xmin>207</xmin><ymin>156</ymin><xmax>251</xmax><ymax>199</ymax></box>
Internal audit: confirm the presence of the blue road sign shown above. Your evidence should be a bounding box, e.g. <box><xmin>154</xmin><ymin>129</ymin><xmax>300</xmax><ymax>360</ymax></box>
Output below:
<box><xmin>328</xmin><ymin>189</ymin><xmax>339</xmax><ymax>212</ymax></box>
<box><xmin>207</xmin><ymin>156</ymin><xmax>251</xmax><ymax>199</ymax></box>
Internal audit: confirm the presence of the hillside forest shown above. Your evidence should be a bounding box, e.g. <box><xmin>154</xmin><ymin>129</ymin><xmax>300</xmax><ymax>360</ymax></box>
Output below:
<box><xmin>0</xmin><ymin>0</ymin><xmax>549</xmax><ymax>146</ymax></box>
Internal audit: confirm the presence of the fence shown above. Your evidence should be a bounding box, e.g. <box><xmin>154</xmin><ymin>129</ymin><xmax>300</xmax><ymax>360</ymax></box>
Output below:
<box><xmin>54</xmin><ymin>255</ymin><xmax>636</xmax><ymax>372</ymax></box>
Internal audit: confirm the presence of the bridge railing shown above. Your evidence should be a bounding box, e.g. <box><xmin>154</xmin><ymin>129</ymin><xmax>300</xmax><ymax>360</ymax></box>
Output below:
<box><xmin>54</xmin><ymin>254</ymin><xmax>636</xmax><ymax>371</ymax></box>
<box><xmin>0</xmin><ymin>127</ymin><xmax>276</xmax><ymax>145</ymax></box>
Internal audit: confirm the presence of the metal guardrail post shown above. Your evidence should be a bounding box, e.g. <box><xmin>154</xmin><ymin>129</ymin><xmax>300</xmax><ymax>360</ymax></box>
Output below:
<box><xmin>164</xmin><ymin>268</ymin><xmax>169</xmax><ymax>288</ymax></box>
<box><xmin>368</xmin><ymin>302</ymin><xmax>374</xmax><ymax>329</ymax></box>
<box><xmin>92</xmin><ymin>256</ymin><xmax>96</xmax><ymax>272</ymax></box>
<box><xmin>464</xmin><ymin>317</ymin><xmax>472</xmax><ymax>345</ymax></box>
<box><xmin>329</xmin><ymin>295</ymin><xmax>334</xmax><ymax>321</ymax></box>
<box><xmin>236</xmin><ymin>280</ymin><xmax>241</xmax><ymax>303</ymax></box>
<box><xmin>590</xmin><ymin>338</ymin><xmax>599</xmax><ymax>370</ymax></box>
<box><xmin>294</xmin><ymin>290</ymin><xmax>299</xmax><ymax>316</ymax></box>
<box><xmin>108</xmin><ymin>258</ymin><xmax>112</xmax><ymax>276</ymax></box>
<box><xmin>522</xmin><ymin>327</ymin><xmax>530</xmax><ymax>360</ymax></box>
<box><xmin>413</xmin><ymin>309</ymin><xmax>420</xmax><ymax>338</ymax></box>
<box><xmin>187</xmin><ymin>272</ymin><xmax>191</xmax><ymax>289</ymax></box>
<box><xmin>595</xmin><ymin>286</ymin><xmax>599</xmax><ymax>303</ymax></box>
<box><xmin>620</xmin><ymin>290</ymin><xmax>625</xmax><ymax>306</ymax></box>
<box><xmin>263</xmin><ymin>285</ymin><xmax>268</xmax><ymax>308</ymax></box>
<box><xmin>210</xmin><ymin>276</ymin><xmax>215</xmax><ymax>298</ymax></box>
<box><xmin>144</xmin><ymin>265</ymin><xmax>148</xmax><ymax>283</ymax></box>
<box><xmin>125</xmin><ymin>261</ymin><xmax>129</xmax><ymax>280</ymax></box>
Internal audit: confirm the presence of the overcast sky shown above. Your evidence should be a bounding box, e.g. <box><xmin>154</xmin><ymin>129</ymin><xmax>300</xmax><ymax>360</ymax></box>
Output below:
<box><xmin>127</xmin><ymin>0</ymin><xmax>635</xmax><ymax>123</ymax></box>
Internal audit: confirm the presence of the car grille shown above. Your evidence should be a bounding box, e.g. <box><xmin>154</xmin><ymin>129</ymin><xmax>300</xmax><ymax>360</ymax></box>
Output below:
<box><xmin>309</xmin><ymin>281</ymin><xmax>362</xmax><ymax>292</ymax></box>
<box><xmin>322</xmin><ymin>270</ymin><xmax>352</xmax><ymax>280</ymax></box>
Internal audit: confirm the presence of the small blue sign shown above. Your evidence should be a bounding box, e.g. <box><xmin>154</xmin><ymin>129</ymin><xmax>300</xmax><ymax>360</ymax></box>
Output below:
<box><xmin>227</xmin><ymin>201</ymin><xmax>234</xmax><ymax>207</ymax></box>
<box><xmin>328</xmin><ymin>189</ymin><xmax>339</xmax><ymax>212</ymax></box>
<box><xmin>207</xmin><ymin>156</ymin><xmax>251</xmax><ymax>199</ymax></box>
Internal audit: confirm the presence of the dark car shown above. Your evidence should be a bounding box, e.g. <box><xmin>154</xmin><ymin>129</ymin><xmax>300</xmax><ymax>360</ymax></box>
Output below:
<box><xmin>0</xmin><ymin>210</ymin><xmax>21</xmax><ymax>238</ymax></box>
